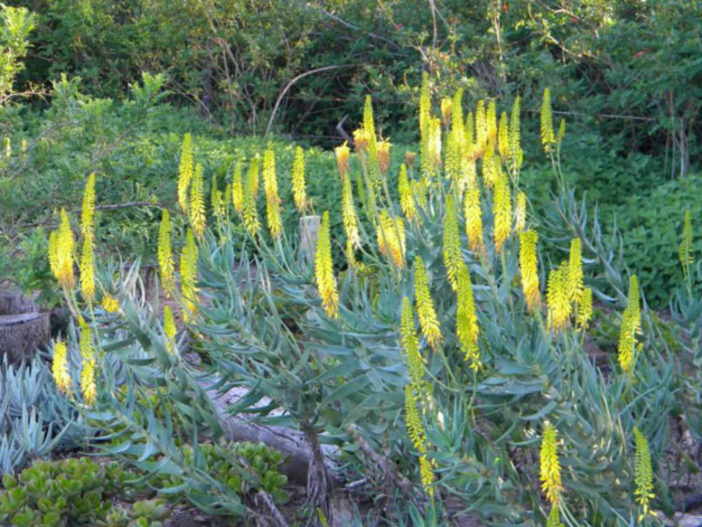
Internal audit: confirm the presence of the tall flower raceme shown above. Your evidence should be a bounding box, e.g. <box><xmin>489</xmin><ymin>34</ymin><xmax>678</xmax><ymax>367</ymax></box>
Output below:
<box><xmin>541</xmin><ymin>88</ymin><xmax>556</xmax><ymax>152</ymax></box>
<box><xmin>263</xmin><ymin>147</ymin><xmax>282</xmax><ymax>239</ymax></box>
<box><xmin>363</xmin><ymin>95</ymin><xmax>382</xmax><ymax>189</ymax></box>
<box><xmin>291</xmin><ymin>145</ymin><xmax>307</xmax><ymax>213</ymax></box>
<box><xmin>457</xmin><ymin>263</ymin><xmax>480</xmax><ymax>371</ymax></box>
<box><xmin>400</xmin><ymin>297</ymin><xmax>429</xmax><ymax>399</ymax></box>
<box><xmin>464</xmin><ymin>184</ymin><xmax>485</xmax><ymax>254</ymax></box>
<box><xmin>618</xmin><ymin>275</ymin><xmax>641</xmax><ymax>375</ymax></box>
<box><xmin>443</xmin><ymin>194</ymin><xmax>462</xmax><ymax>291</ymax></box>
<box><xmin>464</xmin><ymin>111</ymin><xmax>475</xmax><ymax>159</ymax></box>
<box><xmin>177</xmin><ymin>132</ymin><xmax>193</xmax><ymax>213</ymax></box>
<box><xmin>519</xmin><ymin>230</ymin><xmax>541</xmax><ymax>313</ymax></box>
<box><xmin>341</xmin><ymin>172</ymin><xmax>360</xmax><ymax>249</ymax></box>
<box><xmin>80</xmin><ymin>173</ymin><xmax>96</xmax><ymax>303</ymax></box>
<box><xmin>315</xmin><ymin>211</ymin><xmax>339</xmax><ymax>319</ymax></box>
<box><xmin>633</xmin><ymin>427</ymin><xmax>654</xmax><ymax>521</ymax></box>
<box><xmin>398</xmin><ymin>164</ymin><xmax>416</xmax><ymax>221</ymax></box>
<box><xmin>440</xmin><ymin>96</ymin><xmax>452</xmax><ymax>126</ymax></box>
<box><xmin>404</xmin><ymin>384</ymin><xmax>434</xmax><ymax>497</ymax></box>
<box><xmin>231</xmin><ymin>161</ymin><xmax>244</xmax><ymax>214</ymax></box>
<box><xmin>547</xmin><ymin>261</ymin><xmax>571</xmax><ymax>331</ymax></box>
<box><xmin>189</xmin><ymin>162</ymin><xmax>206</xmax><ymax>239</ymax></box>
<box><xmin>163</xmin><ymin>305</ymin><xmax>177</xmax><ymax>355</ymax></box>
<box><xmin>546</xmin><ymin>506</ymin><xmax>563</xmax><ymax>527</ymax></box>
<box><xmin>377</xmin><ymin>211</ymin><xmax>405</xmax><ymax>269</ymax></box>
<box><xmin>158</xmin><ymin>209</ymin><xmax>175</xmax><ymax>297</ymax></box>
<box><xmin>577</xmin><ymin>287</ymin><xmax>593</xmax><ymax>330</ymax></box>
<box><xmin>428</xmin><ymin>117</ymin><xmax>442</xmax><ymax>177</ymax></box>
<box><xmin>451</xmin><ymin>88</ymin><xmax>464</xmax><ymax>147</ymax></box>
<box><xmin>179</xmin><ymin>229</ymin><xmax>199</xmax><ymax>323</ymax></box>
<box><xmin>540</xmin><ymin>422</ymin><xmax>562</xmax><ymax>505</ymax></box>
<box><xmin>568</xmin><ymin>238</ymin><xmax>584</xmax><ymax>303</ymax></box>
<box><xmin>419</xmin><ymin>72</ymin><xmax>431</xmax><ymax>180</ymax></box>
<box><xmin>51</xmin><ymin>339</ymin><xmax>71</xmax><ymax>396</ymax></box>
<box><xmin>79</xmin><ymin>322</ymin><xmax>97</xmax><ymax>405</ymax></box>
<box><xmin>334</xmin><ymin>141</ymin><xmax>350</xmax><ymax>179</ymax></box>
<box><xmin>493</xmin><ymin>165</ymin><xmax>512</xmax><ymax>254</ymax></box>
<box><xmin>243</xmin><ymin>157</ymin><xmax>261</xmax><ymax>237</ymax></box>
<box><xmin>55</xmin><ymin>209</ymin><xmax>75</xmax><ymax>289</ymax></box>
<box><xmin>413</xmin><ymin>256</ymin><xmax>442</xmax><ymax>350</ymax></box>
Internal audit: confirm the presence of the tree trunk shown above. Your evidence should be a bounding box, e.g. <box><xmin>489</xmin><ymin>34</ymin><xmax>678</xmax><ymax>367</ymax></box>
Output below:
<box><xmin>0</xmin><ymin>312</ymin><xmax>50</xmax><ymax>364</ymax></box>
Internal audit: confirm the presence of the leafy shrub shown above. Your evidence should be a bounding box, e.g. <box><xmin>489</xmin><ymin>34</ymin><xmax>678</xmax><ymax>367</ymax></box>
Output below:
<box><xmin>608</xmin><ymin>175</ymin><xmax>702</xmax><ymax>306</ymax></box>
<box><xmin>41</xmin><ymin>86</ymin><xmax>699</xmax><ymax>525</ymax></box>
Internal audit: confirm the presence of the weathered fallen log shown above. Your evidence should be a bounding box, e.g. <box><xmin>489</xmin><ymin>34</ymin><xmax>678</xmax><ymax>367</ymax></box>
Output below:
<box><xmin>0</xmin><ymin>312</ymin><xmax>50</xmax><ymax>364</ymax></box>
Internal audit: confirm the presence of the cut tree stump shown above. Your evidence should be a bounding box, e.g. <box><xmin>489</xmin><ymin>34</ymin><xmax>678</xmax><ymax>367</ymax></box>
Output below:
<box><xmin>0</xmin><ymin>286</ymin><xmax>36</xmax><ymax>316</ymax></box>
<box><xmin>0</xmin><ymin>312</ymin><xmax>50</xmax><ymax>364</ymax></box>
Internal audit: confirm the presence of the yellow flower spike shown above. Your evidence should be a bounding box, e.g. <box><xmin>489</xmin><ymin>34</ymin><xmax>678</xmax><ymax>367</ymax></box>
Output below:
<box><xmin>679</xmin><ymin>209</ymin><xmax>693</xmax><ymax>276</ymax></box>
<box><xmin>443</xmin><ymin>195</ymin><xmax>462</xmax><ymax>291</ymax></box>
<box><xmin>56</xmin><ymin>209</ymin><xmax>75</xmax><ymax>289</ymax></box>
<box><xmin>315</xmin><ymin>211</ymin><xmax>339</xmax><ymax>319</ymax></box>
<box><xmin>577</xmin><ymin>287</ymin><xmax>593</xmax><ymax>330</ymax></box>
<box><xmin>509</xmin><ymin>95</ymin><xmax>522</xmax><ymax>173</ymax></box>
<box><xmin>52</xmin><ymin>339</ymin><xmax>71</xmax><ymax>395</ymax></box>
<box><xmin>633</xmin><ymin>427</ymin><xmax>655</xmax><ymax>522</ymax></box>
<box><xmin>210</xmin><ymin>174</ymin><xmax>225</xmax><ymax>220</ymax></box>
<box><xmin>398</xmin><ymin>164</ymin><xmax>416</xmax><ymax>221</ymax></box>
<box><xmin>428</xmin><ymin>117</ymin><xmax>442</xmax><ymax>172</ymax></box>
<box><xmin>231</xmin><ymin>161</ymin><xmax>244</xmax><ymax>214</ymax></box>
<box><xmin>263</xmin><ymin>147</ymin><xmax>282</xmax><ymax>239</ymax></box>
<box><xmin>419</xmin><ymin>455</ymin><xmax>435</xmax><ymax>498</ymax></box>
<box><xmin>445</xmin><ymin>122</ymin><xmax>461</xmax><ymax>185</ymax></box>
<box><xmin>457</xmin><ymin>263</ymin><xmax>481</xmax><ymax>371</ymax></box>
<box><xmin>81</xmin><ymin>173</ymin><xmax>96</xmax><ymax>239</ymax></box>
<box><xmin>80</xmin><ymin>236</ymin><xmax>95</xmax><ymax>303</ymax></box>
<box><xmin>79</xmin><ymin>323</ymin><xmax>97</xmax><ymax>405</ymax></box>
<box><xmin>514</xmin><ymin>191</ymin><xmax>527</xmax><ymax>233</ymax></box>
<box><xmin>334</xmin><ymin>141</ymin><xmax>350</xmax><ymax>177</ymax></box>
<box><xmin>352</xmin><ymin>128</ymin><xmax>369</xmax><ymax>154</ymax></box>
<box><xmin>540</xmin><ymin>422</ymin><xmax>562</xmax><ymax>505</ymax></box>
<box><xmin>493</xmin><ymin>167</ymin><xmax>512</xmax><ymax>254</ymax></box>
<box><xmin>413</xmin><ymin>256</ymin><xmax>442</xmax><ymax>350</ymax></box>
<box><xmin>404</xmin><ymin>384</ymin><xmax>427</xmax><ymax>454</ymax></box>
<box><xmin>101</xmin><ymin>293</ymin><xmax>119</xmax><ymax>313</ymax></box>
<box><xmin>400</xmin><ymin>297</ymin><xmax>428</xmax><ymax>395</ymax></box>
<box><xmin>440</xmin><ymin>97</ymin><xmax>452</xmax><ymax>126</ymax></box>
<box><xmin>158</xmin><ymin>209</ymin><xmax>175</xmax><ymax>297</ymax></box>
<box><xmin>618</xmin><ymin>275</ymin><xmax>640</xmax><ymax>375</ymax></box>
<box><xmin>341</xmin><ymin>173</ymin><xmax>360</xmax><ymax>249</ymax></box>
<box><xmin>179</xmin><ymin>229</ymin><xmax>199</xmax><ymax>323</ymax></box>
<box><xmin>481</xmin><ymin>147</ymin><xmax>496</xmax><ymax>189</ymax></box>
<box><xmin>189</xmin><ymin>163</ymin><xmax>206</xmax><ymax>239</ymax></box>
<box><xmin>486</xmin><ymin>99</ymin><xmax>497</xmax><ymax>144</ymax></box>
<box><xmin>164</xmin><ymin>305</ymin><xmax>177</xmax><ymax>354</ymax></box>
<box><xmin>345</xmin><ymin>239</ymin><xmax>368</xmax><ymax>275</ymax></box>
<box><xmin>498</xmin><ymin>111</ymin><xmax>509</xmax><ymax>159</ymax></box>
<box><xmin>547</xmin><ymin>261</ymin><xmax>571</xmax><ymax>331</ymax></box>
<box><xmin>462</xmin><ymin>156</ymin><xmax>477</xmax><ymax>192</ymax></box>
<box><xmin>568</xmin><ymin>238</ymin><xmax>584</xmax><ymax>303</ymax></box>
<box><xmin>546</xmin><ymin>506</ymin><xmax>563</xmax><ymax>527</ymax></box>
<box><xmin>291</xmin><ymin>146</ymin><xmax>307</xmax><ymax>213</ymax></box>
<box><xmin>464</xmin><ymin>185</ymin><xmax>485</xmax><ymax>254</ymax></box>
<box><xmin>377</xmin><ymin>211</ymin><xmax>406</xmax><ymax>268</ymax></box>
<box><xmin>243</xmin><ymin>158</ymin><xmax>261</xmax><ymax>236</ymax></box>
<box><xmin>464</xmin><ymin>111</ymin><xmax>475</xmax><ymax>157</ymax></box>
<box><xmin>541</xmin><ymin>88</ymin><xmax>555</xmax><ymax>151</ymax></box>
<box><xmin>177</xmin><ymin>133</ymin><xmax>193</xmax><ymax>213</ymax></box>
<box><xmin>377</xmin><ymin>140</ymin><xmax>391</xmax><ymax>176</ymax></box>
<box><xmin>519</xmin><ymin>230</ymin><xmax>542</xmax><ymax>313</ymax></box>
